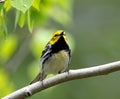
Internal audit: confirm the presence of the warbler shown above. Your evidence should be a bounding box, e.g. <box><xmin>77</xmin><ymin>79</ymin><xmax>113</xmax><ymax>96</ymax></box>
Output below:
<box><xmin>30</xmin><ymin>30</ymin><xmax>71</xmax><ymax>84</ymax></box>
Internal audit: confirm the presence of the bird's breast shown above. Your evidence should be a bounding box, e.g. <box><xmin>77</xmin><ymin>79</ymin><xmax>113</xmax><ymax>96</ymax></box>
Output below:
<box><xmin>43</xmin><ymin>50</ymin><xmax>69</xmax><ymax>75</ymax></box>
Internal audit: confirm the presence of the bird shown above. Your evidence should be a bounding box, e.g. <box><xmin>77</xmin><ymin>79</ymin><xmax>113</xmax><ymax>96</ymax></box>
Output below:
<box><xmin>30</xmin><ymin>30</ymin><xmax>71</xmax><ymax>84</ymax></box>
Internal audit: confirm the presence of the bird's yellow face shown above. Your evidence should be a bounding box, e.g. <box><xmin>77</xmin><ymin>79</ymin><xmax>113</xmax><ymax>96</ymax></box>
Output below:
<box><xmin>49</xmin><ymin>30</ymin><xmax>68</xmax><ymax>45</ymax></box>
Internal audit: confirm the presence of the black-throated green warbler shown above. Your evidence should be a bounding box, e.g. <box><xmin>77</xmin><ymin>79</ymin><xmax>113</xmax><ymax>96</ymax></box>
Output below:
<box><xmin>30</xmin><ymin>30</ymin><xmax>71</xmax><ymax>84</ymax></box>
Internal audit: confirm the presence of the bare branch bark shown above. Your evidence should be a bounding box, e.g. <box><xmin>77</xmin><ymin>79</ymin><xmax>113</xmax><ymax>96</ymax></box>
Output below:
<box><xmin>2</xmin><ymin>61</ymin><xmax>120</xmax><ymax>99</ymax></box>
<box><xmin>0</xmin><ymin>0</ymin><xmax>5</xmax><ymax>3</ymax></box>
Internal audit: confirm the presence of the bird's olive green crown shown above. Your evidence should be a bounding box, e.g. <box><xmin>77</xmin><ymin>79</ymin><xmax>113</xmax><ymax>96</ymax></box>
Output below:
<box><xmin>49</xmin><ymin>30</ymin><xmax>68</xmax><ymax>45</ymax></box>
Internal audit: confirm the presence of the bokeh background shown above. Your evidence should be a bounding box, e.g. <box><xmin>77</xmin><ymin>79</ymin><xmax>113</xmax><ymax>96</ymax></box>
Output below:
<box><xmin>1</xmin><ymin>0</ymin><xmax>120</xmax><ymax>99</ymax></box>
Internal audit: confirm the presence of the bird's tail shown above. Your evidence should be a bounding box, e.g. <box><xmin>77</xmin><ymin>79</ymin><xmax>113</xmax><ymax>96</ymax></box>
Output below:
<box><xmin>30</xmin><ymin>72</ymin><xmax>45</xmax><ymax>84</ymax></box>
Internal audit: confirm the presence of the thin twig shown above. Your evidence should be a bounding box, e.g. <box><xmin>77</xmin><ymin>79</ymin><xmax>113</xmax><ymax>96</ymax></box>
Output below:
<box><xmin>2</xmin><ymin>61</ymin><xmax>120</xmax><ymax>99</ymax></box>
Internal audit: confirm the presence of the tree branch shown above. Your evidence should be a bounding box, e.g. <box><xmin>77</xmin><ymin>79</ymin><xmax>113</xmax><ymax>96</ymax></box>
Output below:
<box><xmin>0</xmin><ymin>0</ymin><xmax>5</xmax><ymax>3</ymax></box>
<box><xmin>2</xmin><ymin>61</ymin><xmax>120</xmax><ymax>99</ymax></box>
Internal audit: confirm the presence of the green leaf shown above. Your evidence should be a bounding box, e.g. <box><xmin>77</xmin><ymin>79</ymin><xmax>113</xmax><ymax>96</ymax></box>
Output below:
<box><xmin>4</xmin><ymin>0</ymin><xmax>11</xmax><ymax>11</ymax></box>
<box><xmin>0</xmin><ymin>3</ymin><xmax>4</xmax><ymax>11</ymax></box>
<box><xmin>18</xmin><ymin>12</ymin><xmax>26</xmax><ymax>28</ymax></box>
<box><xmin>0</xmin><ymin>10</ymin><xmax>7</xmax><ymax>37</ymax></box>
<box><xmin>27</xmin><ymin>10</ymin><xmax>33</xmax><ymax>33</ymax></box>
<box><xmin>14</xmin><ymin>10</ymin><xmax>20</xmax><ymax>29</ymax></box>
<box><xmin>32</xmin><ymin>0</ymin><xmax>40</xmax><ymax>10</ymax></box>
<box><xmin>3</xmin><ymin>19</ymin><xmax>7</xmax><ymax>36</ymax></box>
<box><xmin>10</xmin><ymin>0</ymin><xmax>34</xmax><ymax>13</ymax></box>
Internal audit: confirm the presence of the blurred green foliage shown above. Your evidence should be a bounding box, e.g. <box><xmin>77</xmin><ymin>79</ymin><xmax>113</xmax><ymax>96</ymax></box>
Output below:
<box><xmin>0</xmin><ymin>35</ymin><xmax>17</xmax><ymax>63</ymax></box>
<box><xmin>1</xmin><ymin>0</ymin><xmax>120</xmax><ymax>99</ymax></box>
<box><xmin>0</xmin><ymin>0</ymin><xmax>73</xmax><ymax>98</ymax></box>
<box><xmin>0</xmin><ymin>68</ymin><xmax>14</xmax><ymax>98</ymax></box>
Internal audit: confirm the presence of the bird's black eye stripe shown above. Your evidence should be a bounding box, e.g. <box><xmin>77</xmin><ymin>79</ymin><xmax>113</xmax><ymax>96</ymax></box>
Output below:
<box><xmin>61</xmin><ymin>31</ymin><xmax>65</xmax><ymax>36</ymax></box>
<box><xmin>61</xmin><ymin>32</ymin><xmax>64</xmax><ymax>35</ymax></box>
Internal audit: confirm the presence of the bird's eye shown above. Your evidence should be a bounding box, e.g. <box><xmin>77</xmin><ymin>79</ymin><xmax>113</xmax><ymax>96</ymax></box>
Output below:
<box><xmin>54</xmin><ymin>34</ymin><xmax>59</xmax><ymax>37</ymax></box>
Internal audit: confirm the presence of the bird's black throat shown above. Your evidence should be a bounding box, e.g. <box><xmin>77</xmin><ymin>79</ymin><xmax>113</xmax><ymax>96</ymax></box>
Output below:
<box><xmin>51</xmin><ymin>36</ymin><xmax>70</xmax><ymax>53</ymax></box>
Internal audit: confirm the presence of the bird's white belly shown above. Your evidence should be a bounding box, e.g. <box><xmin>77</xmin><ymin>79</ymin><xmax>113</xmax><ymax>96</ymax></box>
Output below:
<box><xmin>43</xmin><ymin>50</ymin><xmax>69</xmax><ymax>75</ymax></box>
